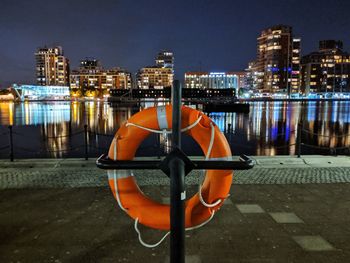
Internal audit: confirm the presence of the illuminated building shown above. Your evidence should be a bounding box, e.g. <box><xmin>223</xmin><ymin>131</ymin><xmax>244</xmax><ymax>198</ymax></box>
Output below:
<box><xmin>254</xmin><ymin>25</ymin><xmax>301</xmax><ymax>95</ymax></box>
<box><xmin>301</xmin><ymin>40</ymin><xmax>350</xmax><ymax>95</ymax></box>
<box><xmin>0</xmin><ymin>89</ymin><xmax>15</xmax><ymax>101</ymax></box>
<box><xmin>155</xmin><ymin>51</ymin><xmax>174</xmax><ymax>69</ymax></box>
<box><xmin>245</xmin><ymin>61</ymin><xmax>261</xmax><ymax>91</ymax></box>
<box><xmin>137</xmin><ymin>66</ymin><xmax>173</xmax><ymax>89</ymax></box>
<box><xmin>184</xmin><ymin>72</ymin><xmax>239</xmax><ymax>91</ymax></box>
<box><xmin>70</xmin><ymin>59</ymin><xmax>132</xmax><ymax>98</ymax></box>
<box><xmin>136</xmin><ymin>51</ymin><xmax>174</xmax><ymax>89</ymax></box>
<box><xmin>231</xmin><ymin>71</ymin><xmax>247</xmax><ymax>89</ymax></box>
<box><xmin>12</xmin><ymin>84</ymin><xmax>70</xmax><ymax>100</ymax></box>
<box><xmin>35</xmin><ymin>46</ymin><xmax>70</xmax><ymax>86</ymax></box>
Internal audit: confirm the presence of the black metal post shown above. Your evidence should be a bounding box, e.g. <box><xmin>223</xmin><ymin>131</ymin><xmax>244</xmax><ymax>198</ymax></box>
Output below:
<box><xmin>157</xmin><ymin>134</ymin><xmax>161</xmax><ymax>159</ymax></box>
<box><xmin>69</xmin><ymin>120</ymin><xmax>72</xmax><ymax>137</ymax></box>
<box><xmin>84</xmin><ymin>124</ymin><xmax>88</xmax><ymax>160</ymax></box>
<box><xmin>170</xmin><ymin>157</ymin><xmax>185</xmax><ymax>262</ymax></box>
<box><xmin>42</xmin><ymin>124</ymin><xmax>46</xmax><ymax>142</ymax></box>
<box><xmin>170</xmin><ymin>80</ymin><xmax>185</xmax><ymax>263</ymax></box>
<box><xmin>8</xmin><ymin>125</ymin><xmax>14</xmax><ymax>162</ymax></box>
<box><xmin>297</xmin><ymin>122</ymin><xmax>302</xmax><ymax>158</ymax></box>
<box><xmin>172</xmin><ymin>80</ymin><xmax>181</xmax><ymax>151</ymax></box>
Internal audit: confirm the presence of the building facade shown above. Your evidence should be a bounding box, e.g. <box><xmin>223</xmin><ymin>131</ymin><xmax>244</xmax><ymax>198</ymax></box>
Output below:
<box><xmin>70</xmin><ymin>59</ymin><xmax>132</xmax><ymax>98</ymax></box>
<box><xmin>245</xmin><ymin>61</ymin><xmax>260</xmax><ymax>91</ymax></box>
<box><xmin>301</xmin><ymin>40</ymin><xmax>350</xmax><ymax>95</ymax></box>
<box><xmin>137</xmin><ymin>67</ymin><xmax>173</xmax><ymax>89</ymax></box>
<box><xmin>184</xmin><ymin>72</ymin><xmax>239</xmax><ymax>91</ymax></box>
<box><xmin>12</xmin><ymin>84</ymin><xmax>69</xmax><ymax>100</ymax></box>
<box><xmin>253</xmin><ymin>25</ymin><xmax>301</xmax><ymax>95</ymax></box>
<box><xmin>155</xmin><ymin>51</ymin><xmax>174</xmax><ymax>69</ymax></box>
<box><xmin>35</xmin><ymin>46</ymin><xmax>70</xmax><ymax>86</ymax></box>
<box><xmin>231</xmin><ymin>71</ymin><xmax>247</xmax><ymax>89</ymax></box>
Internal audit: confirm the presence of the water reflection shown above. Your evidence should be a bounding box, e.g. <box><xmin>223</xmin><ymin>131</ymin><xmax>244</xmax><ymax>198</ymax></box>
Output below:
<box><xmin>0</xmin><ymin>100</ymin><xmax>349</xmax><ymax>157</ymax></box>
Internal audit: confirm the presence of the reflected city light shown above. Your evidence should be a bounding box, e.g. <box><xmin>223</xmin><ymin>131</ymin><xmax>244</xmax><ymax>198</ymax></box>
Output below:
<box><xmin>0</xmin><ymin>101</ymin><xmax>349</xmax><ymax>157</ymax></box>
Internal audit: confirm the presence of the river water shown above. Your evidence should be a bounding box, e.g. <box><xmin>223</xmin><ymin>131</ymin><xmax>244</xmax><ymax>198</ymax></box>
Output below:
<box><xmin>0</xmin><ymin>100</ymin><xmax>349</xmax><ymax>158</ymax></box>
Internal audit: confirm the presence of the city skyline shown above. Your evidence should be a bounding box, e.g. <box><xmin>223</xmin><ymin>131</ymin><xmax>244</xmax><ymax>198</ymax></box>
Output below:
<box><xmin>1</xmin><ymin>0</ymin><xmax>350</xmax><ymax>87</ymax></box>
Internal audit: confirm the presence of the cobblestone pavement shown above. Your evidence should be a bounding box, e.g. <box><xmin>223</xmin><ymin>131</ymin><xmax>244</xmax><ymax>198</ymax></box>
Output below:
<box><xmin>1</xmin><ymin>156</ymin><xmax>350</xmax><ymax>189</ymax></box>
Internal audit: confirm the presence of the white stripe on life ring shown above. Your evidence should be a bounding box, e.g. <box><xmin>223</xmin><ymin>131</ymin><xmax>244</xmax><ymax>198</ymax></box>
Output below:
<box><xmin>107</xmin><ymin>170</ymin><xmax>134</xmax><ymax>180</ymax></box>
<box><xmin>156</xmin><ymin>106</ymin><xmax>168</xmax><ymax>130</ymax></box>
<box><xmin>113</xmin><ymin>137</ymin><xmax>117</xmax><ymax>161</ymax></box>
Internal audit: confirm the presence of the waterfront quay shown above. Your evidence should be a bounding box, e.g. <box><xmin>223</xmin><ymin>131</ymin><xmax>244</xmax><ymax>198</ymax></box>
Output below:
<box><xmin>0</xmin><ymin>156</ymin><xmax>349</xmax><ymax>262</ymax></box>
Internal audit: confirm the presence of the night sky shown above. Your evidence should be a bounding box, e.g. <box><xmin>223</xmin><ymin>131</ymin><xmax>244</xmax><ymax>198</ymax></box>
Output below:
<box><xmin>0</xmin><ymin>0</ymin><xmax>349</xmax><ymax>87</ymax></box>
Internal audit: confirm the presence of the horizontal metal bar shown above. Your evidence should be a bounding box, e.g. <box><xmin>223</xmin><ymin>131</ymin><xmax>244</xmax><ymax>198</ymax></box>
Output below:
<box><xmin>97</xmin><ymin>159</ymin><xmax>160</xmax><ymax>169</ymax></box>
<box><xmin>96</xmin><ymin>154</ymin><xmax>254</xmax><ymax>170</ymax></box>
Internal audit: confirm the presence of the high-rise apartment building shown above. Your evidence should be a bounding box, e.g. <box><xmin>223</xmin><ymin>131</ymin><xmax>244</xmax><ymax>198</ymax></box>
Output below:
<box><xmin>231</xmin><ymin>71</ymin><xmax>247</xmax><ymax>89</ymax></box>
<box><xmin>70</xmin><ymin>59</ymin><xmax>132</xmax><ymax>97</ymax></box>
<box><xmin>301</xmin><ymin>40</ymin><xmax>350</xmax><ymax>95</ymax></box>
<box><xmin>184</xmin><ymin>72</ymin><xmax>239</xmax><ymax>90</ymax></box>
<box><xmin>35</xmin><ymin>46</ymin><xmax>70</xmax><ymax>86</ymax></box>
<box><xmin>253</xmin><ymin>25</ymin><xmax>301</xmax><ymax>95</ymax></box>
<box><xmin>245</xmin><ymin>61</ymin><xmax>260</xmax><ymax>91</ymax></box>
<box><xmin>137</xmin><ymin>67</ymin><xmax>173</xmax><ymax>89</ymax></box>
<box><xmin>155</xmin><ymin>51</ymin><xmax>174</xmax><ymax>69</ymax></box>
<box><xmin>137</xmin><ymin>50</ymin><xmax>174</xmax><ymax>89</ymax></box>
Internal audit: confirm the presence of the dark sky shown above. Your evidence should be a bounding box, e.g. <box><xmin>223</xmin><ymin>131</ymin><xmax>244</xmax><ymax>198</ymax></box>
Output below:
<box><xmin>0</xmin><ymin>0</ymin><xmax>349</xmax><ymax>87</ymax></box>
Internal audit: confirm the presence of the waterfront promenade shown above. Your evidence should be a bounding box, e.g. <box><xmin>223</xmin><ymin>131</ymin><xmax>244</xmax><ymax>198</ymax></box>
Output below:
<box><xmin>0</xmin><ymin>156</ymin><xmax>350</xmax><ymax>262</ymax></box>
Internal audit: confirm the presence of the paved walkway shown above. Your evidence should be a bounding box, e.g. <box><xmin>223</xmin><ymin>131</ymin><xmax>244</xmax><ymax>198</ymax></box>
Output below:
<box><xmin>1</xmin><ymin>156</ymin><xmax>350</xmax><ymax>189</ymax></box>
<box><xmin>0</xmin><ymin>156</ymin><xmax>349</xmax><ymax>262</ymax></box>
<box><xmin>0</xmin><ymin>185</ymin><xmax>349</xmax><ymax>263</ymax></box>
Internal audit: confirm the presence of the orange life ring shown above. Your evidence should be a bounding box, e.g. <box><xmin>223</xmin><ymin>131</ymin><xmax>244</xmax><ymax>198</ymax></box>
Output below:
<box><xmin>107</xmin><ymin>105</ymin><xmax>233</xmax><ymax>231</ymax></box>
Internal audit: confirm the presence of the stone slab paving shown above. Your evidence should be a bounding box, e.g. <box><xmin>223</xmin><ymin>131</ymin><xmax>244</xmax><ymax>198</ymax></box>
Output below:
<box><xmin>0</xmin><ymin>184</ymin><xmax>349</xmax><ymax>262</ymax></box>
<box><xmin>236</xmin><ymin>204</ymin><xmax>265</xmax><ymax>213</ymax></box>
<box><xmin>292</xmin><ymin>236</ymin><xmax>336</xmax><ymax>251</ymax></box>
<box><xmin>223</xmin><ymin>198</ymin><xmax>233</xmax><ymax>205</ymax></box>
<box><xmin>269</xmin><ymin>212</ymin><xmax>304</xmax><ymax>224</ymax></box>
